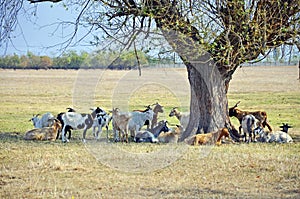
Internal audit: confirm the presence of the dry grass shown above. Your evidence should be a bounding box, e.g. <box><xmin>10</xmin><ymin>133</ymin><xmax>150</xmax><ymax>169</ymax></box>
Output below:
<box><xmin>0</xmin><ymin>66</ymin><xmax>300</xmax><ymax>198</ymax></box>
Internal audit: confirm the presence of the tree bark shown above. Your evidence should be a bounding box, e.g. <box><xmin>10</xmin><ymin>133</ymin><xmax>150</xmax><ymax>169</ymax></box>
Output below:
<box><xmin>179</xmin><ymin>54</ymin><xmax>229</xmax><ymax>141</ymax></box>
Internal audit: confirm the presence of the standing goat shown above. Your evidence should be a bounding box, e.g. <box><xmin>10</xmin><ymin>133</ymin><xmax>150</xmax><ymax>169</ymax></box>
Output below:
<box><xmin>168</xmin><ymin>107</ymin><xmax>189</xmax><ymax>130</ymax></box>
<box><xmin>229</xmin><ymin>101</ymin><xmax>272</xmax><ymax>134</ymax></box>
<box><xmin>151</xmin><ymin>103</ymin><xmax>164</xmax><ymax>129</ymax></box>
<box><xmin>24</xmin><ymin>119</ymin><xmax>62</xmax><ymax>141</ymax></box>
<box><xmin>93</xmin><ymin>111</ymin><xmax>112</xmax><ymax>140</ymax></box>
<box><xmin>61</xmin><ymin>107</ymin><xmax>104</xmax><ymax>142</ymax></box>
<box><xmin>56</xmin><ymin>107</ymin><xmax>76</xmax><ymax>140</ymax></box>
<box><xmin>29</xmin><ymin>112</ymin><xmax>55</xmax><ymax>128</ymax></box>
<box><xmin>241</xmin><ymin>114</ymin><xmax>257</xmax><ymax>143</ymax></box>
<box><xmin>128</xmin><ymin>107</ymin><xmax>154</xmax><ymax>138</ymax></box>
<box><xmin>112</xmin><ymin>108</ymin><xmax>132</xmax><ymax>143</ymax></box>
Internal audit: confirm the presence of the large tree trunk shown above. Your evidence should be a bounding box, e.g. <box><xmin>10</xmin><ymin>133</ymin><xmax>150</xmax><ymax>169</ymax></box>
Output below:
<box><xmin>179</xmin><ymin>53</ymin><xmax>230</xmax><ymax>141</ymax></box>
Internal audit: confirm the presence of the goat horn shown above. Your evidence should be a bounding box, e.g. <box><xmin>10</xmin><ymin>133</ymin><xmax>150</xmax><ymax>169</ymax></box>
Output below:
<box><xmin>233</xmin><ymin>101</ymin><xmax>241</xmax><ymax>108</ymax></box>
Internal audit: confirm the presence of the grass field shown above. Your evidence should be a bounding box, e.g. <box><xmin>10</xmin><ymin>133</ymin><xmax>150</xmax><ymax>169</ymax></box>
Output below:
<box><xmin>0</xmin><ymin>66</ymin><xmax>300</xmax><ymax>198</ymax></box>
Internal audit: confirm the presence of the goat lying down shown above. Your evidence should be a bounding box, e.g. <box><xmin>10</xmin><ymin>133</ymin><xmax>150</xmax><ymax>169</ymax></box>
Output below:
<box><xmin>29</xmin><ymin>112</ymin><xmax>55</xmax><ymax>128</ymax></box>
<box><xmin>24</xmin><ymin>119</ymin><xmax>62</xmax><ymax>141</ymax></box>
<box><xmin>134</xmin><ymin>120</ymin><xmax>169</xmax><ymax>143</ymax></box>
<box><xmin>158</xmin><ymin>124</ymin><xmax>184</xmax><ymax>143</ymax></box>
<box><xmin>185</xmin><ymin>128</ymin><xmax>230</xmax><ymax>146</ymax></box>
<box><xmin>255</xmin><ymin>126</ymin><xmax>293</xmax><ymax>143</ymax></box>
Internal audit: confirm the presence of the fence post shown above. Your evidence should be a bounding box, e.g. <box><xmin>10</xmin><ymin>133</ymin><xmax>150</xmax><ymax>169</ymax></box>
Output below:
<box><xmin>299</xmin><ymin>60</ymin><xmax>300</xmax><ymax>80</ymax></box>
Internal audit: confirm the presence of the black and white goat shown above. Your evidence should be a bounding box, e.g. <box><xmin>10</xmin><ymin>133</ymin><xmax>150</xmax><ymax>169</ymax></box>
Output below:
<box><xmin>92</xmin><ymin>111</ymin><xmax>112</xmax><ymax>140</ymax></box>
<box><xmin>255</xmin><ymin>123</ymin><xmax>293</xmax><ymax>143</ymax></box>
<box><xmin>56</xmin><ymin>107</ymin><xmax>76</xmax><ymax>140</ymax></box>
<box><xmin>60</xmin><ymin>107</ymin><xmax>104</xmax><ymax>142</ymax></box>
<box><xmin>134</xmin><ymin>120</ymin><xmax>169</xmax><ymax>143</ymax></box>
<box><xmin>29</xmin><ymin>112</ymin><xmax>55</xmax><ymax>128</ymax></box>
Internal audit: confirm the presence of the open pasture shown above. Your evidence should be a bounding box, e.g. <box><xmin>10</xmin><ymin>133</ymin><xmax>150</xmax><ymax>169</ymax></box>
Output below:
<box><xmin>0</xmin><ymin>66</ymin><xmax>300</xmax><ymax>198</ymax></box>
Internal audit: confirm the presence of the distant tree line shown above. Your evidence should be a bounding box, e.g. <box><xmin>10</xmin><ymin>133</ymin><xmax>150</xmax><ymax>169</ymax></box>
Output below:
<box><xmin>0</xmin><ymin>50</ymin><xmax>164</xmax><ymax>70</ymax></box>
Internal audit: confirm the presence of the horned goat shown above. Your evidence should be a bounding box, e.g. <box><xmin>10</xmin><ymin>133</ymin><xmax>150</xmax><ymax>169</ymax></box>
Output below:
<box><xmin>229</xmin><ymin>101</ymin><xmax>272</xmax><ymax>134</ymax></box>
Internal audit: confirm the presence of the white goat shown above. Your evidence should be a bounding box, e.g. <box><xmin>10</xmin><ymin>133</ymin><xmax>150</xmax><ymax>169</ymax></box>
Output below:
<box><xmin>61</xmin><ymin>107</ymin><xmax>104</xmax><ymax>142</ymax></box>
<box><xmin>24</xmin><ymin>119</ymin><xmax>62</xmax><ymax>141</ymax></box>
<box><xmin>241</xmin><ymin>114</ymin><xmax>257</xmax><ymax>143</ymax></box>
<box><xmin>112</xmin><ymin>108</ymin><xmax>132</xmax><ymax>142</ymax></box>
<box><xmin>93</xmin><ymin>111</ymin><xmax>112</xmax><ymax>140</ymax></box>
<box><xmin>128</xmin><ymin>108</ymin><xmax>154</xmax><ymax>138</ymax></box>
<box><xmin>168</xmin><ymin>107</ymin><xmax>189</xmax><ymax>130</ymax></box>
<box><xmin>255</xmin><ymin>126</ymin><xmax>293</xmax><ymax>143</ymax></box>
<box><xmin>29</xmin><ymin>112</ymin><xmax>55</xmax><ymax>128</ymax></box>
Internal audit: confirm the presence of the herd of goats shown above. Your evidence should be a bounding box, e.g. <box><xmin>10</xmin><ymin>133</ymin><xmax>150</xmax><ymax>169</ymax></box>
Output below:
<box><xmin>24</xmin><ymin>101</ymin><xmax>294</xmax><ymax>145</ymax></box>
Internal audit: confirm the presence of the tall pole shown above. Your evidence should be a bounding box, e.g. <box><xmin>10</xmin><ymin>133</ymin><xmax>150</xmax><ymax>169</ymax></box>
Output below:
<box><xmin>298</xmin><ymin>60</ymin><xmax>300</xmax><ymax>81</ymax></box>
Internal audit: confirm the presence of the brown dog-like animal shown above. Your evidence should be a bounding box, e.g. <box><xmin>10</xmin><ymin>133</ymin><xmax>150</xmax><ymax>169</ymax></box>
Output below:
<box><xmin>186</xmin><ymin>128</ymin><xmax>230</xmax><ymax>146</ymax></box>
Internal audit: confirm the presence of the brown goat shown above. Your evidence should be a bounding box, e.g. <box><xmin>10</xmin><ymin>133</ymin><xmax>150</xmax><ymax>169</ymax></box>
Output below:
<box><xmin>229</xmin><ymin>101</ymin><xmax>272</xmax><ymax>133</ymax></box>
<box><xmin>112</xmin><ymin>108</ymin><xmax>132</xmax><ymax>143</ymax></box>
<box><xmin>24</xmin><ymin>119</ymin><xmax>62</xmax><ymax>141</ymax></box>
<box><xmin>187</xmin><ymin>128</ymin><xmax>230</xmax><ymax>146</ymax></box>
<box><xmin>158</xmin><ymin>124</ymin><xmax>183</xmax><ymax>143</ymax></box>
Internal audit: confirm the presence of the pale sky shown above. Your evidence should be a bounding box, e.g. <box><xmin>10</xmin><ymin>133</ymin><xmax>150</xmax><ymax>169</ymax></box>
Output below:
<box><xmin>2</xmin><ymin>1</ymin><xmax>96</xmax><ymax>56</ymax></box>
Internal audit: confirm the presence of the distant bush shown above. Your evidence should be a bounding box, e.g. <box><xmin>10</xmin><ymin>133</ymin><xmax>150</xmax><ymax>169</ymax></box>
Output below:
<box><xmin>0</xmin><ymin>50</ymin><xmax>152</xmax><ymax>70</ymax></box>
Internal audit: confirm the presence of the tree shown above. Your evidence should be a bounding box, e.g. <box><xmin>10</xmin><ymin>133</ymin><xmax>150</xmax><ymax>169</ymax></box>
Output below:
<box><xmin>24</xmin><ymin>0</ymin><xmax>300</xmax><ymax>139</ymax></box>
